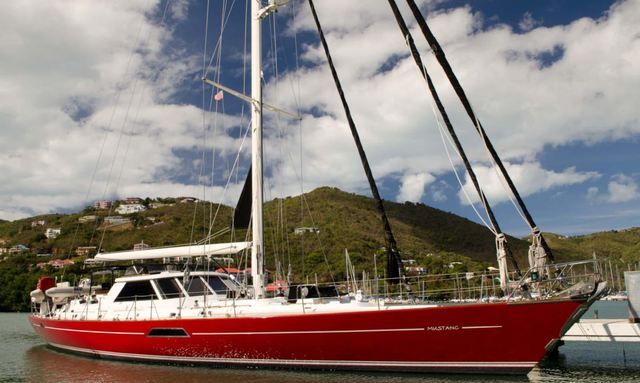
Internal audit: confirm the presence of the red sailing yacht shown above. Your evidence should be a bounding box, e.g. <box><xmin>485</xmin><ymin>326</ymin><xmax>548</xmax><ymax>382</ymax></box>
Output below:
<box><xmin>29</xmin><ymin>0</ymin><xmax>604</xmax><ymax>374</ymax></box>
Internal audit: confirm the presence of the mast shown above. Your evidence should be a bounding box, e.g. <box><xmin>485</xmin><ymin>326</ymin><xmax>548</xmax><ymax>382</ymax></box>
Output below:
<box><xmin>248</xmin><ymin>0</ymin><xmax>290</xmax><ymax>299</ymax></box>
<box><xmin>251</xmin><ymin>0</ymin><xmax>265</xmax><ymax>299</ymax></box>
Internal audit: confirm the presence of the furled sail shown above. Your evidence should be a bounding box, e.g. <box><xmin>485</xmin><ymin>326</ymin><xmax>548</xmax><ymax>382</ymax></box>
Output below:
<box><xmin>94</xmin><ymin>242</ymin><xmax>251</xmax><ymax>261</ymax></box>
<box><xmin>386</xmin><ymin>0</ymin><xmax>521</xmax><ymax>281</ymax></box>
<box><xmin>308</xmin><ymin>0</ymin><xmax>404</xmax><ymax>281</ymax></box>
<box><xmin>234</xmin><ymin>167</ymin><xmax>252</xmax><ymax>229</ymax></box>
<box><xmin>403</xmin><ymin>0</ymin><xmax>554</xmax><ymax>265</ymax></box>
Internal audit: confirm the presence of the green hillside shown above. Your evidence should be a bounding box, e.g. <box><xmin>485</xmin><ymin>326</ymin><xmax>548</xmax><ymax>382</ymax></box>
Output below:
<box><xmin>543</xmin><ymin>228</ymin><xmax>640</xmax><ymax>265</ymax></box>
<box><xmin>262</xmin><ymin>187</ymin><xmax>532</xmax><ymax>278</ymax></box>
<box><xmin>0</xmin><ymin>187</ymin><xmax>637</xmax><ymax>311</ymax></box>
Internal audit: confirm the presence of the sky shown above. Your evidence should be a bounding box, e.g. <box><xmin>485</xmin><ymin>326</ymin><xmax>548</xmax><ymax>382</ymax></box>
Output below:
<box><xmin>0</xmin><ymin>0</ymin><xmax>638</xmax><ymax>237</ymax></box>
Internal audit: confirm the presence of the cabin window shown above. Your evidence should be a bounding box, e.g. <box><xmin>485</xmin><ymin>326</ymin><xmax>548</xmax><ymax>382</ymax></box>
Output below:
<box><xmin>155</xmin><ymin>278</ymin><xmax>182</xmax><ymax>299</ymax></box>
<box><xmin>115</xmin><ymin>281</ymin><xmax>157</xmax><ymax>301</ymax></box>
<box><xmin>182</xmin><ymin>277</ymin><xmax>210</xmax><ymax>296</ymax></box>
<box><xmin>203</xmin><ymin>276</ymin><xmax>231</xmax><ymax>294</ymax></box>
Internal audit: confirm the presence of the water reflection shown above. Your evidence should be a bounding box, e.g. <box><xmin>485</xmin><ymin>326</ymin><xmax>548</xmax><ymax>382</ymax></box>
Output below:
<box><xmin>24</xmin><ymin>346</ymin><xmax>529</xmax><ymax>383</ymax></box>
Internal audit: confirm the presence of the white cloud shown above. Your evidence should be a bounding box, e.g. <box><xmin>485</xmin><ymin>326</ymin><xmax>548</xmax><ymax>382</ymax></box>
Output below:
<box><xmin>518</xmin><ymin>12</ymin><xmax>541</xmax><ymax>32</ymax></box>
<box><xmin>583</xmin><ymin>174</ymin><xmax>639</xmax><ymax>204</ymax></box>
<box><xmin>2</xmin><ymin>0</ymin><xmax>639</xmax><ymax>222</ymax></box>
<box><xmin>606</xmin><ymin>174</ymin><xmax>639</xmax><ymax>203</ymax></box>
<box><xmin>586</xmin><ymin>186</ymin><xmax>599</xmax><ymax>200</ymax></box>
<box><xmin>0</xmin><ymin>1</ymin><xmax>244</xmax><ymax>220</ymax></box>
<box><xmin>430</xmin><ymin>180</ymin><xmax>450</xmax><ymax>202</ymax></box>
<box><xmin>397</xmin><ymin>173</ymin><xmax>435</xmax><ymax>202</ymax></box>
<box><xmin>263</xmin><ymin>0</ymin><xmax>639</xmax><ymax>207</ymax></box>
<box><xmin>458</xmin><ymin>162</ymin><xmax>600</xmax><ymax>205</ymax></box>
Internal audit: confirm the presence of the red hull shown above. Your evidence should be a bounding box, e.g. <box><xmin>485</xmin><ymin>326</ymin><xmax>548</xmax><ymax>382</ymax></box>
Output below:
<box><xmin>29</xmin><ymin>299</ymin><xmax>585</xmax><ymax>374</ymax></box>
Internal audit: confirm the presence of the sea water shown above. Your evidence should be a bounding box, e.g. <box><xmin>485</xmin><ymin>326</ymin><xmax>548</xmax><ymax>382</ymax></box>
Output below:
<box><xmin>2</xmin><ymin>301</ymin><xmax>640</xmax><ymax>383</ymax></box>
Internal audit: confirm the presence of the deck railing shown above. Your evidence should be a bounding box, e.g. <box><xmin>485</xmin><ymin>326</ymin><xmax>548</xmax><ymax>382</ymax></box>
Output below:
<box><xmin>303</xmin><ymin>258</ymin><xmax>602</xmax><ymax>303</ymax></box>
<box><xmin>31</xmin><ymin>259</ymin><xmax>603</xmax><ymax>320</ymax></box>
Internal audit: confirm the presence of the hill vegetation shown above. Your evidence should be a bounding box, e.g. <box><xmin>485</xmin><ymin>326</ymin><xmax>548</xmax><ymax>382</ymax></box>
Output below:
<box><xmin>0</xmin><ymin>187</ymin><xmax>637</xmax><ymax>311</ymax></box>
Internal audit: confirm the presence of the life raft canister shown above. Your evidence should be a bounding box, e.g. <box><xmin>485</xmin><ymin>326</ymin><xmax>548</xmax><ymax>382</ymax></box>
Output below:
<box><xmin>37</xmin><ymin>276</ymin><xmax>55</xmax><ymax>292</ymax></box>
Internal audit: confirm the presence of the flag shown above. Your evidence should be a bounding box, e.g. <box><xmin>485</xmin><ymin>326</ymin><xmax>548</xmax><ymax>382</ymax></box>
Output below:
<box><xmin>214</xmin><ymin>90</ymin><xmax>224</xmax><ymax>101</ymax></box>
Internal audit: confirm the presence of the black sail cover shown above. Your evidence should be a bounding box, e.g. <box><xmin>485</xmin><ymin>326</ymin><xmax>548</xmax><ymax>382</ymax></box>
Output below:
<box><xmin>234</xmin><ymin>167</ymin><xmax>252</xmax><ymax>229</ymax></box>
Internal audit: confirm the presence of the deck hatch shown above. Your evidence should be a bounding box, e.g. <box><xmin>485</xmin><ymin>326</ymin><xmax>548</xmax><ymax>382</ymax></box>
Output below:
<box><xmin>147</xmin><ymin>328</ymin><xmax>189</xmax><ymax>337</ymax></box>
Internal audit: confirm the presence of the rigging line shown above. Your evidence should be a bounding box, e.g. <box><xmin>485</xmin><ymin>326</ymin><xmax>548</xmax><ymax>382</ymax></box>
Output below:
<box><xmin>263</xmin><ymin>171</ymin><xmax>282</xmax><ymax>270</ymax></box>
<box><xmin>472</xmin><ymin>108</ymin><xmax>530</xmax><ymax>226</ymax></box>
<box><xmin>96</xmin><ymin>0</ymin><xmax>174</xmax><ymax>252</ymax></box>
<box><xmin>268</xmin><ymin>8</ymin><xmax>293</xmax><ymax>280</ymax></box>
<box><xmin>84</xmin><ymin>7</ymin><xmax>149</xmax><ymax>251</ymax></box>
<box><xmin>388</xmin><ymin>0</ymin><xmax>520</xmax><ymax>275</ymax></box>
<box><xmin>386</xmin><ymin>0</ymin><xmax>500</xmax><ymax>236</ymax></box>
<box><xmin>403</xmin><ymin>0</ymin><xmax>553</xmax><ymax>262</ymax></box>
<box><xmin>205</xmin><ymin>0</ymin><xmax>230</xmax><ymax>242</ymax></box>
<box><xmin>201</xmin><ymin>0</ymin><xmax>212</xmax><ymax>242</ymax></box>
<box><xmin>264</xmin><ymin>1</ymin><xmax>336</xmax><ymax>287</ymax></box>
<box><xmin>433</xmin><ymin>106</ymin><xmax>496</xmax><ymax>235</ymax></box>
<box><xmin>192</xmin><ymin>86</ymin><xmax>215</xmax><ymax>244</ymax></box>
<box><xmin>277</xmin><ymin>105</ymin><xmax>339</xmax><ymax>287</ymax></box>
<box><xmin>307</xmin><ymin>0</ymin><xmax>405</xmax><ymax>282</ymax></box>
<box><xmin>291</xmin><ymin>0</ymin><xmax>302</xmax><ymax>279</ymax></box>
<box><xmin>204</xmin><ymin>119</ymin><xmax>253</xmax><ymax>241</ymax></box>
<box><xmin>300</xmin><ymin>192</ymin><xmax>338</xmax><ymax>288</ymax></box>
<box><xmin>99</xmin><ymin>76</ymin><xmax>148</xmax><ymax>252</ymax></box>
<box><xmin>227</xmin><ymin>0</ymin><xmax>251</xmax><ymax>247</ymax></box>
<box><xmin>220</xmin><ymin>0</ymin><xmax>250</xmax><ymax>249</ymax></box>
<box><xmin>206</xmin><ymin>0</ymin><xmax>230</xmax><ymax>242</ymax></box>
<box><xmin>97</xmin><ymin>67</ymin><xmax>143</xmax><ymax>252</ymax></box>
<box><xmin>203</xmin><ymin>0</ymin><xmax>239</xmax><ymax>80</ymax></box>
<box><xmin>196</xmin><ymin>0</ymin><xmax>230</xmax><ymax>244</ymax></box>
<box><xmin>202</xmin><ymin>0</ymin><xmax>211</xmax><ymax>78</ymax></box>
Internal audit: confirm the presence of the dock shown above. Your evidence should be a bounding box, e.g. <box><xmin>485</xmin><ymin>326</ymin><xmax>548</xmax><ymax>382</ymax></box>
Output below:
<box><xmin>563</xmin><ymin>319</ymin><xmax>640</xmax><ymax>342</ymax></box>
<box><xmin>563</xmin><ymin>270</ymin><xmax>640</xmax><ymax>342</ymax></box>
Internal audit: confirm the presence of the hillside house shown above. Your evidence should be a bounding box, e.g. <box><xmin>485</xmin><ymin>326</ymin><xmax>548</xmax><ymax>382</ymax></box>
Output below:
<box><xmin>9</xmin><ymin>244</ymin><xmax>29</xmax><ymax>254</ymax></box>
<box><xmin>149</xmin><ymin>202</ymin><xmax>170</xmax><ymax>209</ymax></box>
<box><xmin>78</xmin><ymin>215</ymin><xmax>97</xmax><ymax>223</ymax></box>
<box><xmin>402</xmin><ymin>259</ymin><xmax>427</xmax><ymax>275</ymax></box>
<box><xmin>93</xmin><ymin>200</ymin><xmax>112</xmax><ymax>210</ymax></box>
<box><xmin>75</xmin><ymin>246</ymin><xmax>97</xmax><ymax>257</ymax></box>
<box><xmin>179</xmin><ymin>197</ymin><xmax>199</xmax><ymax>203</ymax></box>
<box><xmin>125</xmin><ymin>197</ymin><xmax>143</xmax><ymax>204</ymax></box>
<box><xmin>104</xmin><ymin>216</ymin><xmax>130</xmax><ymax>226</ymax></box>
<box><xmin>38</xmin><ymin>259</ymin><xmax>74</xmax><ymax>269</ymax></box>
<box><xmin>0</xmin><ymin>248</ymin><xmax>7</xmax><ymax>254</ymax></box>
<box><xmin>31</xmin><ymin>220</ymin><xmax>46</xmax><ymax>227</ymax></box>
<box><xmin>45</xmin><ymin>228</ymin><xmax>61</xmax><ymax>239</ymax></box>
<box><xmin>133</xmin><ymin>241</ymin><xmax>150</xmax><ymax>251</ymax></box>
<box><xmin>115</xmin><ymin>204</ymin><xmax>146</xmax><ymax>215</ymax></box>
<box><xmin>448</xmin><ymin>261</ymin><xmax>463</xmax><ymax>269</ymax></box>
<box><xmin>294</xmin><ymin>227</ymin><xmax>320</xmax><ymax>235</ymax></box>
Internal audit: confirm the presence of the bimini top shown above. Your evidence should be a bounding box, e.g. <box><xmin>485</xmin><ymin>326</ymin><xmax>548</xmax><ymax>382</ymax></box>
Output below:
<box><xmin>94</xmin><ymin>241</ymin><xmax>251</xmax><ymax>262</ymax></box>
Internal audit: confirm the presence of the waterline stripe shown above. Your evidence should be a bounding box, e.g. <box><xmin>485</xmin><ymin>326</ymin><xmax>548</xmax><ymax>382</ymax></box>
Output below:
<box><xmin>192</xmin><ymin>328</ymin><xmax>423</xmax><ymax>336</ymax></box>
